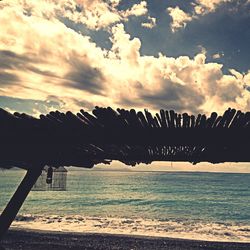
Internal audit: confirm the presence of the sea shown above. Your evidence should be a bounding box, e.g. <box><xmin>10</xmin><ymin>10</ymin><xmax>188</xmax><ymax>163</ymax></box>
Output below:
<box><xmin>0</xmin><ymin>169</ymin><xmax>249</xmax><ymax>242</ymax></box>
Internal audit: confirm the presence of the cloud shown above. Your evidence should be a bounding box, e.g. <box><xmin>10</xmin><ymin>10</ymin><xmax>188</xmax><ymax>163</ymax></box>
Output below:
<box><xmin>140</xmin><ymin>78</ymin><xmax>205</xmax><ymax>113</ymax></box>
<box><xmin>5</xmin><ymin>0</ymin><xmax>148</xmax><ymax>31</ymax></box>
<box><xmin>0</xmin><ymin>1</ymin><xmax>249</xmax><ymax>116</ymax></box>
<box><xmin>212</xmin><ymin>53</ymin><xmax>221</xmax><ymax>59</ymax></box>
<box><xmin>64</xmin><ymin>56</ymin><xmax>105</xmax><ymax>95</ymax></box>
<box><xmin>61</xmin><ymin>0</ymin><xmax>122</xmax><ymax>30</ymax></box>
<box><xmin>198</xmin><ymin>45</ymin><xmax>207</xmax><ymax>55</ymax></box>
<box><xmin>0</xmin><ymin>72</ymin><xmax>20</xmax><ymax>85</ymax></box>
<box><xmin>0</xmin><ymin>2</ymin><xmax>109</xmax><ymax>112</ymax></box>
<box><xmin>0</xmin><ymin>95</ymin><xmax>64</xmax><ymax>116</ymax></box>
<box><xmin>109</xmin><ymin>23</ymin><xmax>141</xmax><ymax>65</ymax></box>
<box><xmin>141</xmin><ymin>16</ymin><xmax>156</xmax><ymax>29</ymax></box>
<box><xmin>121</xmin><ymin>1</ymin><xmax>148</xmax><ymax>18</ymax></box>
<box><xmin>104</xmin><ymin>24</ymin><xmax>249</xmax><ymax>114</ymax></box>
<box><xmin>228</xmin><ymin>69</ymin><xmax>243</xmax><ymax>80</ymax></box>
<box><xmin>0</xmin><ymin>49</ymin><xmax>58</xmax><ymax>80</ymax></box>
<box><xmin>193</xmin><ymin>0</ymin><xmax>232</xmax><ymax>15</ymax></box>
<box><xmin>167</xmin><ymin>6</ymin><xmax>193</xmax><ymax>32</ymax></box>
<box><xmin>167</xmin><ymin>0</ymin><xmax>249</xmax><ymax>32</ymax></box>
<box><xmin>0</xmin><ymin>50</ymin><xmax>31</xmax><ymax>70</ymax></box>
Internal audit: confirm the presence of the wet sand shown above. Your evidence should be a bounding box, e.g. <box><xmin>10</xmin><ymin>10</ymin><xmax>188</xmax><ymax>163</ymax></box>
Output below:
<box><xmin>1</xmin><ymin>229</ymin><xmax>250</xmax><ymax>250</ymax></box>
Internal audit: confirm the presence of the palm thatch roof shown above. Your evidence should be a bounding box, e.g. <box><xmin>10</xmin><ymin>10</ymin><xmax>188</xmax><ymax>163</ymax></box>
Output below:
<box><xmin>0</xmin><ymin>107</ymin><xmax>249</xmax><ymax>170</ymax></box>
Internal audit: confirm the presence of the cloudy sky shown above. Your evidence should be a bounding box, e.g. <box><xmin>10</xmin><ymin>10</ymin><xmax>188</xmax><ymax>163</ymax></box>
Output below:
<box><xmin>0</xmin><ymin>0</ymin><xmax>250</xmax><ymax>171</ymax></box>
<box><xmin>0</xmin><ymin>0</ymin><xmax>250</xmax><ymax>116</ymax></box>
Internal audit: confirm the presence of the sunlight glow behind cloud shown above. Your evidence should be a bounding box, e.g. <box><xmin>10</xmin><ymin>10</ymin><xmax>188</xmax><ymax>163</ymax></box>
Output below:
<box><xmin>0</xmin><ymin>0</ymin><xmax>249</xmax><ymax>116</ymax></box>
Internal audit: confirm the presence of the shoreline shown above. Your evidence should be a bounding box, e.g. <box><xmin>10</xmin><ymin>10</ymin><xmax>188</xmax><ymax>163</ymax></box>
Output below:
<box><xmin>1</xmin><ymin>229</ymin><xmax>250</xmax><ymax>250</ymax></box>
<box><xmin>9</xmin><ymin>224</ymin><xmax>250</xmax><ymax>243</ymax></box>
<box><xmin>11</xmin><ymin>214</ymin><xmax>250</xmax><ymax>243</ymax></box>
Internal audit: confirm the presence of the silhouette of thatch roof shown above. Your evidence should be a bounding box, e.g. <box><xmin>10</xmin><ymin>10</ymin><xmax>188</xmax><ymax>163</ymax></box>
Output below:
<box><xmin>0</xmin><ymin>107</ymin><xmax>249</xmax><ymax>170</ymax></box>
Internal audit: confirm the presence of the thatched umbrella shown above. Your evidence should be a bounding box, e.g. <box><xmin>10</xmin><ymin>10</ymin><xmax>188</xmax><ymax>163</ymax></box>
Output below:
<box><xmin>0</xmin><ymin>106</ymin><xmax>249</xmax><ymax>238</ymax></box>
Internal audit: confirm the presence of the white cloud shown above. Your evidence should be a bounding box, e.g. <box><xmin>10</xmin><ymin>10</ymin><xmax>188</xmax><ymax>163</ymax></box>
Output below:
<box><xmin>1</xmin><ymin>0</ymin><xmax>148</xmax><ymax>31</ymax></box>
<box><xmin>63</xmin><ymin>0</ymin><xmax>148</xmax><ymax>29</ymax></box>
<box><xmin>167</xmin><ymin>6</ymin><xmax>193</xmax><ymax>32</ymax></box>
<box><xmin>121</xmin><ymin>1</ymin><xmax>148</xmax><ymax>18</ymax></box>
<box><xmin>62</xmin><ymin>0</ymin><xmax>122</xmax><ymax>30</ymax></box>
<box><xmin>212</xmin><ymin>53</ymin><xmax>221</xmax><ymax>59</ymax></box>
<box><xmin>108</xmin><ymin>0</ymin><xmax>122</xmax><ymax>7</ymax></box>
<box><xmin>229</xmin><ymin>69</ymin><xmax>243</xmax><ymax>80</ymax></box>
<box><xmin>194</xmin><ymin>0</ymin><xmax>232</xmax><ymax>15</ymax></box>
<box><xmin>93</xmin><ymin>24</ymin><xmax>250</xmax><ymax>114</ymax></box>
<box><xmin>0</xmin><ymin>1</ymin><xmax>249</xmax><ymax>116</ymax></box>
<box><xmin>141</xmin><ymin>16</ymin><xmax>156</xmax><ymax>29</ymax></box>
<box><xmin>167</xmin><ymin>0</ymin><xmax>242</xmax><ymax>31</ymax></box>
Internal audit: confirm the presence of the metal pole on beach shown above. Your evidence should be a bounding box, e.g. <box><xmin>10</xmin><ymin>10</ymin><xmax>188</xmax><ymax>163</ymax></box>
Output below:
<box><xmin>0</xmin><ymin>166</ymin><xmax>43</xmax><ymax>240</ymax></box>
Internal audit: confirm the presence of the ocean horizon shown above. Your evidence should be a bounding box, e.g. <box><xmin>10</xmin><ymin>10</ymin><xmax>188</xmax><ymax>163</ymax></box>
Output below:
<box><xmin>1</xmin><ymin>169</ymin><xmax>249</xmax><ymax>242</ymax></box>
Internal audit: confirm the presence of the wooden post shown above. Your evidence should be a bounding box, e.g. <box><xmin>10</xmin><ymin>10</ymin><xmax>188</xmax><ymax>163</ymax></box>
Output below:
<box><xmin>0</xmin><ymin>167</ymin><xmax>43</xmax><ymax>239</ymax></box>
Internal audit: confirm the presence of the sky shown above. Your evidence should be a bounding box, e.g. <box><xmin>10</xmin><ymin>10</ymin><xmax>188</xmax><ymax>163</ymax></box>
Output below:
<box><xmin>87</xmin><ymin>161</ymin><xmax>250</xmax><ymax>173</ymax></box>
<box><xmin>0</xmin><ymin>0</ymin><xmax>250</xmax><ymax>172</ymax></box>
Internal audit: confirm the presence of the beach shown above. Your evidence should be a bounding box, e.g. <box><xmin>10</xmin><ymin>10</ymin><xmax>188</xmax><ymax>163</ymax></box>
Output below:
<box><xmin>1</xmin><ymin>170</ymin><xmax>250</xmax><ymax>245</ymax></box>
<box><xmin>1</xmin><ymin>0</ymin><xmax>250</xmax><ymax>247</ymax></box>
<box><xmin>1</xmin><ymin>229</ymin><xmax>250</xmax><ymax>250</ymax></box>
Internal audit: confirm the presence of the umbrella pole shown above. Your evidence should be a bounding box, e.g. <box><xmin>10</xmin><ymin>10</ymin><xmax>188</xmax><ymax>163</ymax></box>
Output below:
<box><xmin>0</xmin><ymin>167</ymin><xmax>43</xmax><ymax>239</ymax></box>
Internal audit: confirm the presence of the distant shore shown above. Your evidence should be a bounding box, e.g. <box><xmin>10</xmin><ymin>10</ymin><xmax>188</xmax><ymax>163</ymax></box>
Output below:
<box><xmin>1</xmin><ymin>229</ymin><xmax>250</xmax><ymax>250</ymax></box>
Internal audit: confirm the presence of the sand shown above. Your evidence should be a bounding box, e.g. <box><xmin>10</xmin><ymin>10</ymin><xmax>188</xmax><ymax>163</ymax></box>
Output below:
<box><xmin>1</xmin><ymin>229</ymin><xmax>250</xmax><ymax>250</ymax></box>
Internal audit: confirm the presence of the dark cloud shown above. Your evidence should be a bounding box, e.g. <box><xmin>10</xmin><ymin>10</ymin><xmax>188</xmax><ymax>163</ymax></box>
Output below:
<box><xmin>219</xmin><ymin>83</ymin><xmax>243</xmax><ymax>102</ymax></box>
<box><xmin>46</xmin><ymin>95</ymin><xmax>66</xmax><ymax>106</ymax></box>
<box><xmin>26</xmin><ymin>65</ymin><xmax>59</xmax><ymax>78</ymax></box>
<box><xmin>0</xmin><ymin>50</ymin><xmax>32</xmax><ymax>70</ymax></box>
<box><xmin>116</xmin><ymin>96</ymin><xmax>142</xmax><ymax>108</ymax></box>
<box><xmin>0</xmin><ymin>72</ymin><xmax>19</xmax><ymax>85</ymax></box>
<box><xmin>71</xmin><ymin>98</ymin><xmax>94</xmax><ymax>111</ymax></box>
<box><xmin>119</xmin><ymin>79</ymin><xmax>205</xmax><ymax>114</ymax></box>
<box><xmin>0</xmin><ymin>50</ymin><xmax>29</xmax><ymax>85</ymax></box>
<box><xmin>0</xmin><ymin>50</ymin><xmax>59</xmax><ymax>78</ymax></box>
<box><xmin>64</xmin><ymin>57</ymin><xmax>105</xmax><ymax>95</ymax></box>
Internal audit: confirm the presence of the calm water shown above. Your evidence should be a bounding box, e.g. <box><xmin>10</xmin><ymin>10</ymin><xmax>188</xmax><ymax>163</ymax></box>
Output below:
<box><xmin>0</xmin><ymin>170</ymin><xmax>250</xmax><ymax>241</ymax></box>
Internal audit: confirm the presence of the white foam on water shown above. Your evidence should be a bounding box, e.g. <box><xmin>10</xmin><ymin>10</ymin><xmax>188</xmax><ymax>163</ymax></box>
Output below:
<box><xmin>11</xmin><ymin>214</ymin><xmax>250</xmax><ymax>242</ymax></box>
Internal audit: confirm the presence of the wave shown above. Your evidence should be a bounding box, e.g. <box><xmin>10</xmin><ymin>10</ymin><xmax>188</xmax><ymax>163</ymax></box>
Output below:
<box><xmin>12</xmin><ymin>214</ymin><xmax>250</xmax><ymax>242</ymax></box>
